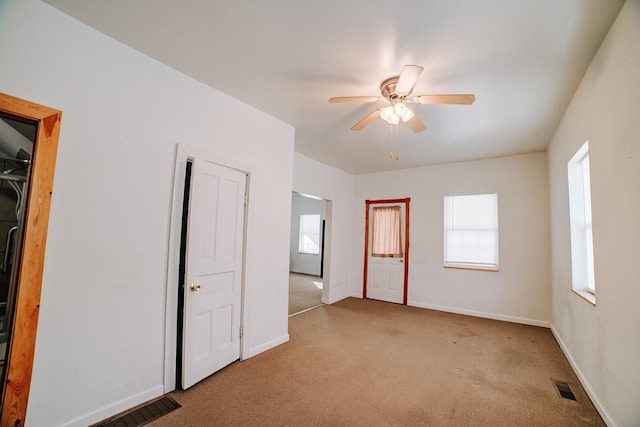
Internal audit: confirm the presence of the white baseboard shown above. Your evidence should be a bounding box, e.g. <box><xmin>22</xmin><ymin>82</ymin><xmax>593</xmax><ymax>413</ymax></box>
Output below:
<box><xmin>550</xmin><ymin>325</ymin><xmax>615</xmax><ymax>427</ymax></box>
<box><xmin>60</xmin><ymin>385</ymin><xmax>164</xmax><ymax>427</ymax></box>
<box><xmin>245</xmin><ymin>334</ymin><xmax>289</xmax><ymax>359</ymax></box>
<box><xmin>408</xmin><ymin>301</ymin><xmax>550</xmax><ymax>328</ymax></box>
<box><xmin>321</xmin><ymin>293</ymin><xmax>351</xmax><ymax>305</ymax></box>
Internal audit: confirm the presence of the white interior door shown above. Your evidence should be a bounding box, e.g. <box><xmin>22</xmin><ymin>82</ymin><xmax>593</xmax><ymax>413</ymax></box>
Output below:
<box><xmin>366</xmin><ymin>202</ymin><xmax>406</xmax><ymax>304</ymax></box>
<box><xmin>182</xmin><ymin>159</ymin><xmax>246</xmax><ymax>389</ymax></box>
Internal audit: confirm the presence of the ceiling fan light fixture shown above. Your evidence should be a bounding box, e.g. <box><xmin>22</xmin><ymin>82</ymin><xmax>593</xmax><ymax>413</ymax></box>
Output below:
<box><xmin>394</xmin><ymin>103</ymin><xmax>415</xmax><ymax>122</ymax></box>
<box><xmin>380</xmin><ymin>105</ymin><xmax>399</xmax><ymax>125</ymax></box>
<box><xmin>380</xmin><ymin>102</ymin><xmax>414</xmax><ymax>125</ymax></box>
<box><xmin>394</xmin><ymin>102</ymin><xmax>408</xmax><ymax>117</ymax></box>
<box><xmin>400</xmin><ymin>108</ymin><xmax>415</xmax><ymax>123</ymax></box>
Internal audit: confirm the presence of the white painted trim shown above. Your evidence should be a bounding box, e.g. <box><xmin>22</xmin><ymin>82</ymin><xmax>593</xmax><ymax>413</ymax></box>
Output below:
<box><xmin>408</xmin><ymin>301</ymin><xmax>550</xmax><ymax>328</ymax></box>
<box><xmin>60</xmin><ymin>385</ymin><xmax>163</xmax><ymax>427</ymax></box>
<box><xmin>349</xmin><ymin>291</ymin><xmax>363</xmax><ymax>298</ymax></box>
<box><xmin>246</xmin><ymin>334</ymin><xmax>290</xmax><ymax>359</ymax></box>
<box><xmin>181</xmin><ymin>145</ymin><xmax>255</xmax><ymax>174</ymax></box>
<box><xmin>321</xmin><ymin>293</ymin><xmax>350</xmax><ymax>305</ymax></box>
<box><xmin>163</xmin><ymin>144</ymin><xmax>254</xmax><ymax>394</ymax></box>
<box><xmin>289</xmin><ymin>304</ymin><xmax>324</xmax><ymax>317</ymax></box>
<box><xmin>550</xmin><ymin>325</ymin><xmax>614</xmax><ymax>427</ymax></box>
<box><xmin>162</xmin><ymin>145</ymin><xmax>187</xmax><ymax>393</ymax></box>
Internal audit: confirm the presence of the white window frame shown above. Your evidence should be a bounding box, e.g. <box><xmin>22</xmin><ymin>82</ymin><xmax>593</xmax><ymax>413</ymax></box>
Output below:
<box><xmin>298</xmin><ymin>214</ymin><xmax>321</xmax><ymax>255</ymax></box>
<box><xmin>567</xmin><ymin>141</ymin><xmax>596</xmax><ymax>304</ymax></box>
<box><xmin>443</xmin><ymin>193</ymin><xmax>499</xmax><ymax>271</ymax></box>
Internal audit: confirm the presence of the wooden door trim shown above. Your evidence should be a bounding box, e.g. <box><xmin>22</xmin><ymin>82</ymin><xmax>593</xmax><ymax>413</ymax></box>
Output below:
<box><xmin>362</xmin><ymin>198</ymin><xmax>410</xmax><ymax>305</ymax></box>
<box><xmin>0</xmin><ymin>93</ymin><xmax>61</xmax><ymax>426</ymax></box>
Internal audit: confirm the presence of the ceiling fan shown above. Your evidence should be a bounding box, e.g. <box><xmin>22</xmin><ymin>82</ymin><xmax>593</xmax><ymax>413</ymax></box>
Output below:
<box><xmin>329</xmin><ymin>65</ymin><xmax>475</xmax><ymax>132</ymax></box>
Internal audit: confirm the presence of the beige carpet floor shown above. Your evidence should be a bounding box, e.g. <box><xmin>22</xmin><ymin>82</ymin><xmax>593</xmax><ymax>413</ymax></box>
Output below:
<box><xmin>288</xmin><ymin>272</ymin><xmax>323</xmax><ymax>315</ymax></box>
<box><xmin>152</xmin><ymin>298</ymin><xmax>604</xmax><ymax>426</ymax></box>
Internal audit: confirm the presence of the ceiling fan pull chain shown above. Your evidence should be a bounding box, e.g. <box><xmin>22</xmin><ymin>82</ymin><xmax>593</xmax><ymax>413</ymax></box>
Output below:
<box><xmin>395</xmin><ymin>123</ymin><xmax>400</xmax><ymax>160</ymax></box>
<box><xmin>388</xmin><ymin>122</ymin><xmax>400</xmax><ymax>160</ymax></box>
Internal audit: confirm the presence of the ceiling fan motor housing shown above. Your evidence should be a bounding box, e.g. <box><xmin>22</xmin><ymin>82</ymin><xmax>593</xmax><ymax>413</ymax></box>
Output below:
<box><xmin>380</xmin><ymin>76</ymin><xmax>406</xmax><ymax>102</ymax></box>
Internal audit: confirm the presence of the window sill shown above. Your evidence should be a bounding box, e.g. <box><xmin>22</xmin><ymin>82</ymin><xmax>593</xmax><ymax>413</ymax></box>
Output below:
<box><xmin>572</xmin><ymin>289</ymin><xmax>596</xmax><ymax>306</ymax></box>
<box><xmin>443</xmin><ymin>264</ymin><xmax>499</xmax><ymax>272</ymax></box>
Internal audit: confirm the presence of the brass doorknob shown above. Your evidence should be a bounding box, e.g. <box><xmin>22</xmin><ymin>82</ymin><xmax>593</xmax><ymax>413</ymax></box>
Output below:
<box><xmin>190</xmin><ymin>284</ymin><xmax>201</xmax><ymax>292</ymax></box>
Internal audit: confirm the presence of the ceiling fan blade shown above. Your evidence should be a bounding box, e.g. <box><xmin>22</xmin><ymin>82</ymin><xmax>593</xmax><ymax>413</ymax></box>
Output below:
<box><xmin>329</xmin><ymin>96</ymin><xmax>383</xmax><ymax>103</ymax></box>
<box><xmin>395</xmin><ymin>65</ymin><xmax>424</xmax><ymax>95</ymax></box>
<box><xmin>351</xmin><ymin>109</ymin><xmax>382</xmax><ymax>131</ymax></box>
<box><xmin>411</xmin><ymin>94</ymin><xmax>476</xmax><ymax>105</ymax></box>
<box><xmin>405</xmin><ymin>114</ymin><xmax>426</xmax><ymax>132</ymax></box>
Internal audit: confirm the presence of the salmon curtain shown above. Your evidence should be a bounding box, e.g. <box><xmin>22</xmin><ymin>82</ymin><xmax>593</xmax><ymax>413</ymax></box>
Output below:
<box><xmin>371</xmin><ymin>206</ymin><xmax>403</xmax><ymax>258</ymax></box>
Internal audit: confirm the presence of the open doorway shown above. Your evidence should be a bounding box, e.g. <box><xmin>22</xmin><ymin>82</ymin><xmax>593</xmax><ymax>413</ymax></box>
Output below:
<box><xmin>0</xmin><ymin>93</ymin><xmax>61</xmax><ymax>424</ymax></box>
<box><xmin>289</xmin><ymin>192</ymin><xmax>325</xmax><ymax>315</ymax></box>
<box><xmin>0</xmin><ymin>114</ymin><xmax>35</xmax><ymax>387</ymax></box>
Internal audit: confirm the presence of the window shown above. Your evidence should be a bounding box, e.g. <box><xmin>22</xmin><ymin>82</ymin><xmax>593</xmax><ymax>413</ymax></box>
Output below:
<box><xmin>444</xmin><ymin>193</ymin><xmax>499</xmax><ymax>270</ymax></box>
<box><xmin>371</xmin><ymin>206</ymin><xmax>403</xmax><ymax>258</ymax></box>
<box><xmin>568</xmin><ymin>141</ymin><xmax>596</xmax><ymax>303</ymax></box>
<box><xmin>298</xmin><ymin>214</ymin><xmax>321</xmax><ymax>254</ymax></box>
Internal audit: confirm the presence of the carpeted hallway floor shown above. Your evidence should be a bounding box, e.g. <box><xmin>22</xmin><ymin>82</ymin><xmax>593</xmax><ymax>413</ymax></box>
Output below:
<box><xmin>151</xmin><ymin>298</ymin><xmax>604</xmax><ymax>426</ymax></box>
<box><xmin>288</xmin><ymin>272</ymin><xmax>323</xmax><ymax>315</ymax></box>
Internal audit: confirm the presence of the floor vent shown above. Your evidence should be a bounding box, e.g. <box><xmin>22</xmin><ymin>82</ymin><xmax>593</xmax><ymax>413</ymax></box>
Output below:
<box><xmin>553</xmin><ymin>379</ymin><xmax>577</xmax><ymax>401</ymax></box>
<box><xmin>91</xmin><ymin>396</ymin><xmax>181</xmax><ymax>427</ymax></box>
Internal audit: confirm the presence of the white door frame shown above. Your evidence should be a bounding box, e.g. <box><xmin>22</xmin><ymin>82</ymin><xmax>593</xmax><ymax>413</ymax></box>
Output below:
<box><xmin>163</xmin><ymin>144</ymin><xmax>253</xmax><ymax>393</ymax></box>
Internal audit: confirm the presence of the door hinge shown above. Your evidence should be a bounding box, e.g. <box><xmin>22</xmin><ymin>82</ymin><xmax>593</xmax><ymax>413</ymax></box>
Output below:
<box><xmin>239</xmin><ymin>327</ymin><xmax>243</xmax><ymax>339</ymax></box>
<box><xmin>244</xmin><ymin>193</ymin><xmax>248</xmax><ymax>206</ymax></box>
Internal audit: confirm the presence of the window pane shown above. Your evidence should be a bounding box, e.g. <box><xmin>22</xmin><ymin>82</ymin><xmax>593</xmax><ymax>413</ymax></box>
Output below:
<box><xmin>298</xmin><ymin>214</ymin><xmax>320</xmax><ymax>254</ymax></box>
<box><xmin>567</xmin><ymin>141</ymin><xmax>596</xmax><ymax>296</ymax></box>
<box><xmin>582</xmin><ymin>154</ymin><xmax>592</xmax><ymax>225</ymax></box>
<box><xmin>444</xmin><ymin>194</ymin><xmax>498</xmax><ymax>267</ymax></box>
<box><xmin>372</xmin><ymin>206</ymin><xmax>403</xmax><ymax>257</ymax></box>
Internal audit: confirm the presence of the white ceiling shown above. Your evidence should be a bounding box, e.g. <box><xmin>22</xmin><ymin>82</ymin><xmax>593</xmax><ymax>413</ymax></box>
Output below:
<box><xmin>45</xmin><ymin>0</ymin><xmax>624</xmax><ymax>174</ymax></box>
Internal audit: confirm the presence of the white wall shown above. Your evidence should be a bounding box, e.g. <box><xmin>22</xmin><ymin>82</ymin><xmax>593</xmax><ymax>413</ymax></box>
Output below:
<box><xmin>290</xmin><ymin>194</ymin><xmax>325</xmax><ymax>276</ymax></box>
<box><xmin>292</xmin><ymin>153</ymin><xmax>355</xmax><ymax>304</ymax></box>
<box><xmin>353</xmin><ymin>153</ymin><xmax>551</xmax><ymax>326</ymax></box>
<box><xmin>0</xmin><ymin>1</ymin><xmax>294</xmax><ymax>425</ymax></box>
<box><xmin>547</xmin><ymin>1</ymin><xmax>640</xmax><ymax>425</ymax></box>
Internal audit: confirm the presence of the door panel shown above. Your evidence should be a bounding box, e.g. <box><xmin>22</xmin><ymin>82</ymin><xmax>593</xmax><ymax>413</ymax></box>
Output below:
<box><xmin>182</xmin><ymin>160</ymin><xmax>245</xmax><ymax>389</ymax></box>
<box><xmin>388</xmin><ymin>263</ymin><xmax>402</xmax><ymax>291</ymax></box>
